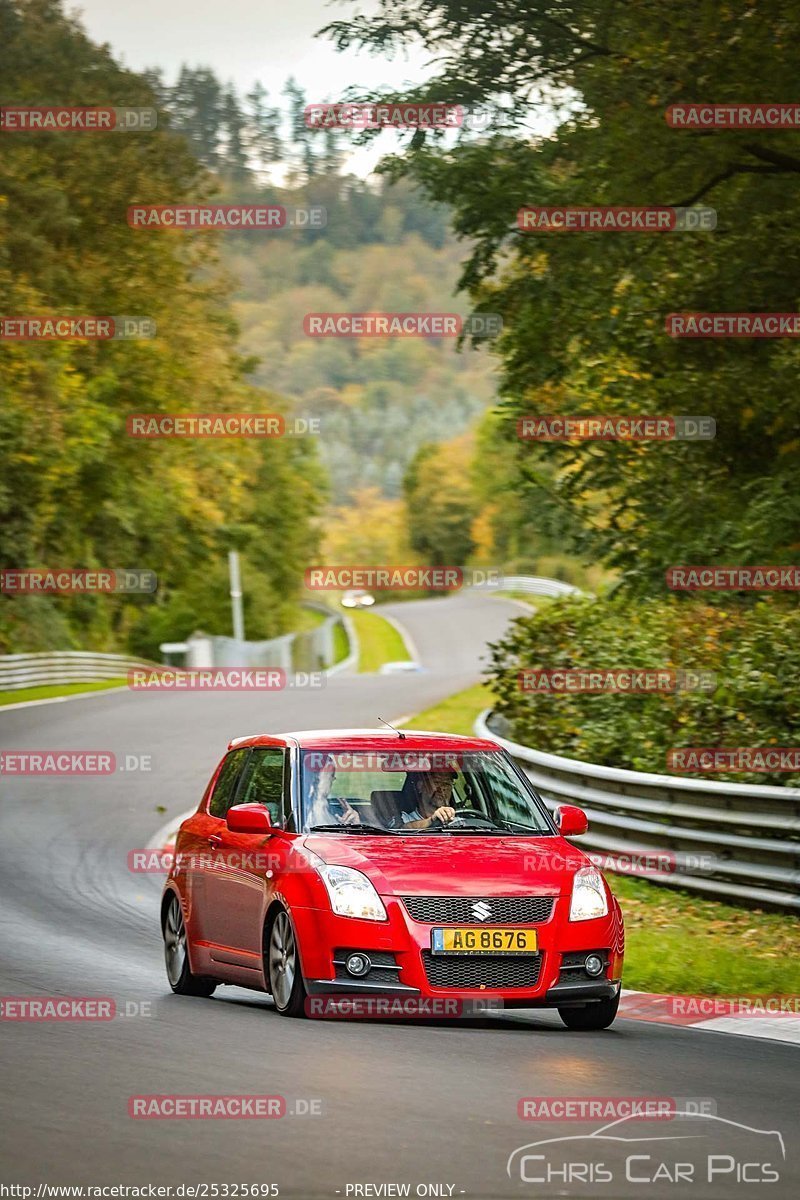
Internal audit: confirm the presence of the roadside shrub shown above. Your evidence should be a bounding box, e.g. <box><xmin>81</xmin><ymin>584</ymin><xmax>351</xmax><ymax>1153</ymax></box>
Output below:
<box><xmin>487</xmin><ymin>595</ymin><xmax>800</xmax><ymax>785</ymax></box>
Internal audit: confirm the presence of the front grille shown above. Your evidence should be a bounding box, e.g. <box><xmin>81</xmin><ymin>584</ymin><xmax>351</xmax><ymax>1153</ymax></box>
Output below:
<box><xmin>422</xmin><ymin>951</ymin><xmax>542</xmax><ymax>990</ymax></box>
<box><xmin>402</xmin><ymin>895</ymin><xmax>554</xmax><ymax>925</ymax></box>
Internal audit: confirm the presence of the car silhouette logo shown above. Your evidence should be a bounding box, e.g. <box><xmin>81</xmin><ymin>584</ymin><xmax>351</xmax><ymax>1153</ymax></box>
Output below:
<box><xmin>506</xmin><ymin>1111</ymin><xmax>786</xmax><ymax>1182</ymax></box>
<box><xmin>471</xmin><ymin>900</ymin><xmax>492</xmax><ymax>921</ymax></box>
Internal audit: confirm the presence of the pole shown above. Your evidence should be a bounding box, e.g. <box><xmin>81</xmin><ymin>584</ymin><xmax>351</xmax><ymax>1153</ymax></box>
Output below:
<box><xmin>228</xmin><ymin>550</ymin><xmax>245</xmax><ymax>641</ymax></box>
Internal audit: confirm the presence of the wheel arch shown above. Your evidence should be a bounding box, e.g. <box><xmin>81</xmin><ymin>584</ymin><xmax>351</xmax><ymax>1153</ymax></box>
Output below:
<box><xmin>262</xmin><ymin>897</ymin><xmax>311</xmax><ymax>990</ymax></box>
<box><xmin>161</xmin><ymin>884</ymin><xmax>205</xmax><ymax>978</ymax></box>
<box><xmin>160</xmin><ymin>884</ymin><xmax>181</xmax><ymax>931</ymax></box>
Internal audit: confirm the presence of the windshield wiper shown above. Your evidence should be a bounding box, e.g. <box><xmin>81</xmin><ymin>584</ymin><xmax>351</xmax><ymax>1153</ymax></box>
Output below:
<box><xmin>496</xmin><ymin>820</ymin><xmax>551</xmax><ymax>834</ymax></box>
<box><xmin>307</xmin><ymin>823</ymin><xmax>396</xmax><ymax>835</ymax></box>
<box><xmin>442</xmin><ymin>829</ymin><xmax>506</xmax><ymax>835</ymax></box>
<box><xmin>405</xmin><ymin>825</ymin><xmax>505</xmax><ymax>835</ymax></box>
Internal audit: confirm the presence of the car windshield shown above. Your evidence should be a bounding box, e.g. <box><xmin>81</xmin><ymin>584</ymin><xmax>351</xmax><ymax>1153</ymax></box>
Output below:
<box><xmin>300</xmin><ymin>747</ymin><xmax>553</xmax><ymax>835</ymax></box>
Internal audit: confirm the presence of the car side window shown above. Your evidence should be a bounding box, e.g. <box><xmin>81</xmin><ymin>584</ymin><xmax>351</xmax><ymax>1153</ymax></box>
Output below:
<box><xmin>208</xmin><ymin>748</ymin><xmax>248</xmax><ymax>819</ymax></box>
<box><xmin>237</xmin><ymin>748</ymin><xmax>286</xmax><ymax>826</ymax></box>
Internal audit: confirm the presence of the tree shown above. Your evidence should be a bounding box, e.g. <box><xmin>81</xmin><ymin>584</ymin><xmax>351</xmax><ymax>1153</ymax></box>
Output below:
<box><xmin>245</xmin><ymin>82</ymin><xmax>283</xmax><ymax>176</ymax></box>
<box><xmin>283</xmin><ymin>77</ymin><xmax>316</xmax><ymax>182</ymax></box>
<box><xmin>0</xmin><ymin>0</ymin><xmax>323</xmax><ymax>653</ymax></box>
<box><xmin>404</xmin><ymin>436</ymin><xmax>477</xmax><ymax>568</ymax></box>
<box><xmin>322</xmin><ymin>0</ymin><xmax>800</xmax><ymax>592</ymax></box>
<box><xmin>323</xmin><ymin>487</ymin><xmax>410</xmax><ymax>565</ymax></box>
<box><xmin>168</xmin><ymin>65</ymin><xmax>224</xmax><ymax>169</ymax></box>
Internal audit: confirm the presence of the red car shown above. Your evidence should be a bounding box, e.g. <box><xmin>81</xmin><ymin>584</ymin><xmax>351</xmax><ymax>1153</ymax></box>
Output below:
<box><xmin>161</xmin><ymin>729</ymin><xmax>624</xmax><ymax>1029</ymax></box>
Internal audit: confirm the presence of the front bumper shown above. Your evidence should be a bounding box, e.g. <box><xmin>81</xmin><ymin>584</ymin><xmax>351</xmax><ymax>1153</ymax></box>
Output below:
<box><xmin>295</xmin><ymin>893</ymin><xmax>624</xmax><ymax>1007</ymax></box>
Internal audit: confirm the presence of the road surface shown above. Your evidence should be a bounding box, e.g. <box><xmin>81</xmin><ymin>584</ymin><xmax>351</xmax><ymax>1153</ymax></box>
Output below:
<box><xmin>0</xmin><ymin>592</ymin><xmax>796</xmax><ymax>1198</ymax></box>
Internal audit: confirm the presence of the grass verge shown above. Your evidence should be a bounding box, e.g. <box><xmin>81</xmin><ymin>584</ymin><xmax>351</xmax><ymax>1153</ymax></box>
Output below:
<box><xmin>0</xmin><ymin>678</ymin><xmax>127</xmax><ymax>706</ymax></box>
<box><xmin>493</xmin><ymin>591</ymin><xmax>553</xmax><ymax>607</ymax></box>
<box><xmin>350</xmin><ymin>610</ymin><xmax>411</xmax><ymax>674</ymax></box>
<box><xmin>400</xmin><ymin>682</ymin><xmax>492</xmax><ymax>734</ymax></box>
<box><xmin>331</xmin><ymin>619</ymin><xmax>351</xmax><ymax>666</ymax></box>
<box><xmin>614</xmin><ymin>874</ymin><xmax>799</xmax><ymax>995</ymax></box>
<box><xmin>402</xmin><ymin>681</ymin><xmax>800</xmax><ymax>995</ymax></box>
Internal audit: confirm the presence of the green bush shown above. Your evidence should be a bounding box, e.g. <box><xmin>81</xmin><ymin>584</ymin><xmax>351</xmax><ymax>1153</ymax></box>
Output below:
<box><xmin>487</xmin><ymin>595</ymin><xmax>800</xmax><ymax>785</ymax></box>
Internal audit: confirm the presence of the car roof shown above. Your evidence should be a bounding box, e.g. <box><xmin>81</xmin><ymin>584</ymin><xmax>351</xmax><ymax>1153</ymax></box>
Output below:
<box><xmin>228</xmin><ymin>728</ymin><xmax>500</xmax><ymax>752</ymax></box>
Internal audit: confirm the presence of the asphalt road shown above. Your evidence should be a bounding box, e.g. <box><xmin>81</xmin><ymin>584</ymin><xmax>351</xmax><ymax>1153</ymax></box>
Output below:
<box><xmin>0</xmin><ymin>592</ymin><xmax>797</xmax><ymax>1198</ymax></box>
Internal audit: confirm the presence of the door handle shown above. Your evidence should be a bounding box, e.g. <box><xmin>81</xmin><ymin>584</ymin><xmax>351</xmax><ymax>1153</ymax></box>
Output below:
<box><xmin>208</xmin><ymin>833</ymin><xmax>223</xmax><ymax>849</ymax></box>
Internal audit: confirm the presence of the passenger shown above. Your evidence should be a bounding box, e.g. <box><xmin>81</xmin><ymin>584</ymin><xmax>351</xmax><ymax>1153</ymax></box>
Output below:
<box><xmin>307</xmin><ymin>753</ymin><xmax>360</xmax><ymax>826</ymax></box>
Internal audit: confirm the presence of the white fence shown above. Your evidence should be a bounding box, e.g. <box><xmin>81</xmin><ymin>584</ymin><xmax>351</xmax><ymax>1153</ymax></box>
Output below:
<box><xmin>168</xmin><ymin>605</ymin><xmax>349</xmax><ymax>674</ymax></box>
<box><xmin>0</xmin><ymin>607</ymin><xmax>353</xmax><ymax>692</ymax></box>
<box><xmin>475</xmin><ymin>710</ymin><xmax>800</xmax><ymax>911</ymax></box>
<box><xmin>471</xmin><ymin>574</ymin><xmax>581</xmax><ymax>598</ymax></box>
<box><xmin>0</xmin><ymin>651</ymin><xmax>153</xmax><ymax>692</ymax></box>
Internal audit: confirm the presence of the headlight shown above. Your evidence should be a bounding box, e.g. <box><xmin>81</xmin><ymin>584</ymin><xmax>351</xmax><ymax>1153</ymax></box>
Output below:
<box><xmin>569</xmin><ymin>867</ymin><xmax>608</xmax><ymax>921</ymax></box>
<box><xmin>318</xmin><ymin>865</ymin><xmax>387</xmax><ymax>921</ymax></box>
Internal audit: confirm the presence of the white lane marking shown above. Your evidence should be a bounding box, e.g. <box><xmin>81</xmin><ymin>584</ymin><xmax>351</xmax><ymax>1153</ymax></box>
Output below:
<box><xmin>691</xmin><ymin>1017</ymin><xmax>800</xmax><ymax>1045</ymax></box>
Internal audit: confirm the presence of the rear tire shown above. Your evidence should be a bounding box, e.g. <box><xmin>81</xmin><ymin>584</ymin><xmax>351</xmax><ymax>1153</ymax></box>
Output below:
<box><xmin>267</xmin><ymin>908</ymin><xmax>307</xmax><ymax>1017</ymax></box>
<box><xmin>163</xmin><ymin>893</ymin><xmax>217</xmax><ymax>997</ymax></box>
<box><xmin>558</xmin><ymin>992</ymin><xmax>619</xmax><ymax>1030</ymax></box>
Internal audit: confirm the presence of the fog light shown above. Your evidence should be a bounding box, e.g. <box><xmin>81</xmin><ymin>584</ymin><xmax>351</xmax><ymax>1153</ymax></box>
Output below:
<box><xmin>585</xmin><ymin>954</ymin><xmax>604</xmax><ymax>977</ymax></box>
<box><xmin>346</xmin><ymin>953</ymin><xmax>371</xmax><ymax>978</ymax></box>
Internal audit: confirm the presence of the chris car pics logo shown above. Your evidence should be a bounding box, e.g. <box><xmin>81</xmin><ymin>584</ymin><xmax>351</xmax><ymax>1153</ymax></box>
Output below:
<box><xmin>507</xmin><ymin>1112</ymin><xmax>785</xmax><ymax>1187</ymax></box>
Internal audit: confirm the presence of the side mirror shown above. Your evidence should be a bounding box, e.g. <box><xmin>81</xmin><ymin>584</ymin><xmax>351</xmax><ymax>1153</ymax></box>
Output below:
<box><xmin>556</xmin><ymin>804</ymin><xmax>588</xmax><ymax>837</ymax></box>
<box><xmin>226</xmin><ymin>804</ymin><xmax>273</xmax><ymax>834</ymax></box>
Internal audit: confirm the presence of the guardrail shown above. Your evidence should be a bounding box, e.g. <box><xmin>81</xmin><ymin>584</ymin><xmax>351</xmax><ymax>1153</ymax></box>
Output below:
<box><xmin>163</xmin><ymin>605</ymin><xmax>351</xmax><ymax>675</ymax></box>
<box><xmin>0</xmin><ymin>608</ymin><xmax>356</xmax><ymax>694</ymax></box>
<box><xmin>475</xmin><ymin>709</ymin><xmax>800</xmax><ymax>911</ymax></box>
<box><xmin>0</xmin><ymin>651</ymin><xmax>153</xmax><ymax>692</ymax></box>
<box><xmin>471</xmin><ymin>574</ymin><xmax>581</xmax><ymax>598</ymax></box>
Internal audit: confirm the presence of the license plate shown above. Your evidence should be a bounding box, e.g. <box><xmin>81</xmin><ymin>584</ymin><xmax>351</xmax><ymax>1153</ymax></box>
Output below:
<box><xmin>431</xmin><ymin>927</ymin><xmax>538</xmax><ymax>955</ymax></box>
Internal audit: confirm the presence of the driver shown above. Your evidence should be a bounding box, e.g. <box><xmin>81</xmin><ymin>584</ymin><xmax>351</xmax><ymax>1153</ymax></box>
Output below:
<box><xmin>396</xmin><ymin>768</ymin><xmax>457</xmax><ymax>830</ymax></box>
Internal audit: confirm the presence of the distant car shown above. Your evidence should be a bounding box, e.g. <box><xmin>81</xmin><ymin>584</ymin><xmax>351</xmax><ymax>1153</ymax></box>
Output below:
<box><xmin>341</xmin><ymin>589</ymin><xmax>375</xmax><ymax>608</ymax></box>
<box><xmin>378</xmin><ymin>660</ymin><xmax>422</xmax><ymax>674</ymax></box>
<box><xmin>162</xmin><ymin>729</ymin><xmax>624</xmax><ymax>1027</ymax></box>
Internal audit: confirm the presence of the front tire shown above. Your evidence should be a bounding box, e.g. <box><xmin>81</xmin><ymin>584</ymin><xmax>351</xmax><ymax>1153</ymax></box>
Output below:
<box><xmin>267</xmin><ymin>908</ymin><xmax>307</xmax><ymax>1017</ymax></box>
<box><xmin>163</xmin><ymin>893</ymin><xmax>217</xmax><ymax>997</ymax></box>
<box><xmin>558</xmin><ymin>992</ymin><xmax>619</xmax><ymax>1030</ymax></box>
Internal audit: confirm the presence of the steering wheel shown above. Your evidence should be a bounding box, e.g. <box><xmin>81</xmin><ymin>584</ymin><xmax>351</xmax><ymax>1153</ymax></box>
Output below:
<box><xmin>431</xmin><ymin>807</ymin><xmax>495</xmax><ymax>828</ymax></box>
<box><xmin>453</xmin><ymin>807</ymin><xmax>496</xmax><ymax>823</ymax></box>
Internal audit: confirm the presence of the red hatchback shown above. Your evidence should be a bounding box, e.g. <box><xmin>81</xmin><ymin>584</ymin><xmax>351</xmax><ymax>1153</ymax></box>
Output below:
<box><xmin>162</xmin><ymin>729</ymin><xmax>624</xmax><ymax>1029</ymax></box>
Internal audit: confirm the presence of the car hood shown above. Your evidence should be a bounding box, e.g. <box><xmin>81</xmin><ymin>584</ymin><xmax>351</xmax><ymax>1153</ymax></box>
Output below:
<box><xmin>301</xmin><ymin>833</ymin><xmax>589</xmax><ymax>896</ymax></box>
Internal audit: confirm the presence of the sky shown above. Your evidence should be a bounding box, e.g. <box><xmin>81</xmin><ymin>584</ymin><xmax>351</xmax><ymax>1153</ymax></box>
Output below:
<box><xmin>72</xmin><ymin>1</ymin><xmax>436</xmax><ymax>176</ymax></box>
<box><xmin>73</xmin><ymin>1</ymin><xmax>432</xmax><ymax>103</ymax></box>
<box><xmin>71</xmin><ymin>2</ymin><xmax>557</xmax><ymax>177</ymax></box>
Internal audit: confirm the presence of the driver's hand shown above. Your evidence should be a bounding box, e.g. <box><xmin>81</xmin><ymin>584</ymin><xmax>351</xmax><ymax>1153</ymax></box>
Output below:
<box><xmin>338</xmin><ymin>801</ymin><xmax>361</xmax><ymax>825</ymax></box>
<box><xmin>430</xmin><ymin>805</ymin><xmax>456</xmax><ymax>824</ymax></box>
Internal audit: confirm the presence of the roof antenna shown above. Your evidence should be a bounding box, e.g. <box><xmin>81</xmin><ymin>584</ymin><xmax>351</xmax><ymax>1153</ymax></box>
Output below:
<box><xmin>378</xmin><ymin>716</ymin><xmax>406</xmax><ymax>740</ymax></box>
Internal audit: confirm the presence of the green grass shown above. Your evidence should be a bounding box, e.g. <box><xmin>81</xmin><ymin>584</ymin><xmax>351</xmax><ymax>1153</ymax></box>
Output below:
<box><xmin>402</xmin><ymin>679</ymin><xmax>800</xmax><ymax>995</ymax></box>
<box><xmin>0</xmin><ymin>678</ymin><xmax>127</xmax><ymax>706</ymax></box>
<box><xmin>331</xmin><ymin>618</ymin><xmax>351</xmax><ymax>665</ymax></box>
<box><xmin>400</xmin><ymin>682</ymin><xmax>492</xmax><ymax>734</ymax></box>
<box><xmin>614</xmin><ymin>874</ymin><xmax>800</xmax><ymax>995</ymax></box>
<box><xmin>493</xmin><ymin>591</ymin><xmax>551</xmax><ymax>607</ymax></box>
<box><xmin>350</xmin><ymin>609</ymin><xmax>411</xmax><ymax>673</ymax></box>
<box><xmin>293</xmin><ymin>605</ymin><xmax>329</xmax><ymax>633</ymax></box>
